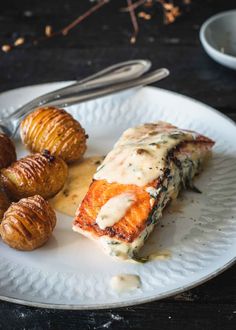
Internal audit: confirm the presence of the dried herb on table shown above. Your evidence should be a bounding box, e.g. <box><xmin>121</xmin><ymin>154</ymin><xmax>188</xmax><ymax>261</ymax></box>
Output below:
<box><xmin>1</xmin><ymin>0</ymin><xmax>191</xmax><ymax>52</ymax></box>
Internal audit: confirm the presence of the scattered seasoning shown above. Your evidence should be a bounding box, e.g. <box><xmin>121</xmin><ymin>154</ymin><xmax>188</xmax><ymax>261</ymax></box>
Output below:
<box><xmin>14</xmin><ymin>37</ymin><xmax>25</xmax><ymax>47</ymax></box>
<box><xmin>63</xmin><ymin>189</ymin><xmax>70</xmax><ymax>197</ymax></box>
<box><xmin>42</xmin><ymin>149</ymin><xmax>55</xmax><ymax>162</ymax></box>
<box><xmin>149</xmin><ymin>131</ymin><xmax>158</xmax><ymax>136</ymax></box>
<box><xmin>138</xmin><ymin>11</ymin><xmax>151</xmax><ymax>20</ymax></box>
<box><xmin>136</xmin><ymin>148</ymin><xmax>149</xmax><ymax>155</ymax></box>
<box><xmin>45</xmin><ymin>25</ymin><xmax>53</xmax><ymax>37</ymax></box>
<box><xmin>169</xmin><ymin>133</ymin><xmax>182</xmax><ymax>139</ymax></box>
<box><xmin>1</xmin><ymin>1</ymin><xmax>191</xmax><ymax>53</ymax></box>
<box><xmin>130</xmin><ymin>36</ymin><xmax>136</xmax><ymax>44</ymax></box>
<box><xmin>42</xmin><ymin>149</ymin><xmax>50</xmax><ymax>156</ymax></box>
<box><xmin>134</xmin><ymin>249</ymin><xmax>171</xmax><ymax>263</ymax></box>
<box><xmin>1</xmin><ymin>44</ymin><xmax>11</xmax><ymax>53</ymax></box>
<box><xmin>163</xmin><ymin>2</ymin><xmax>181</xmax><ymax>24</ymax></box>
<box><xmin>161</xmin><ymin>186</ymin><xmax>167</xmax><ymax>192</ymax></box>
<box><xmin>149</xmin><ymin>142</ymin><xmax>157</xmax><ymax>146</ymax></box>
<box><xmin>165</xmin><ymin>168</ymin><xmax>171</xmax><ymax>176</ymax></box>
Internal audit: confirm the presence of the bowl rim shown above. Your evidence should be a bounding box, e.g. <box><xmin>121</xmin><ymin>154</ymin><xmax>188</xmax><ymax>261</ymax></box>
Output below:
<box><xmin>200</xmin><ymin>9</ymin><xmax>236</xmax><ymax>62</ymax></box>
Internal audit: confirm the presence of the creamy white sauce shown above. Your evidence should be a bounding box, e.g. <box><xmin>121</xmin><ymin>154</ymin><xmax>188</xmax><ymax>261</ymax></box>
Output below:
<box><xmin>141</xmin><ymin>250</ymin><xmax>171</xmax><ymax>262</ymax></box>
<box><xmin>146</xmin><ymin>187</ymin><xmax>161</xmax><ymax>198</ymax></box>
<box><xmin>110</xmin><ymin>274</ymin><xmax>141</xmax><ymax>293</ymax></box>
<box><xmin>74</xmin><ymin>154</ymin><xmax>202</xmax><ymax>260</ymax></box>
<box><xmin>73</xmin><ymin>123</ymin><xmax>208</xmax><ymax>260</ymax></box>
<box><xmin>94</xmin><ymin>122</ymin><xmax>195</xmax><ymax>186</ymax></box>
<box><xmin>97</xmin><ymin>163</ymin><xmax>183</xmax><ymax>259</ymax></box>
<box><xmin>96</xmin><ymin>192</ymin><xmax>136</xmax><ymax>230</ymax></box>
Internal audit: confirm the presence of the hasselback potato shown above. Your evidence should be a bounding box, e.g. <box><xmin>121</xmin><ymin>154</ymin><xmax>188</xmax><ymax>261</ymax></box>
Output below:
<box><xmin>0</xmin><ymin>133</ymin><xmax>16</xmax><ymax>169</ymax></box>
<box><xmin>20</xmin><ymin>107</ymin><xmax>88</xmax><ymax>163</ymax></box>
<box><xmin>0</xmin><ymin>190</ymin><xmax>10</xmax><ymax>222</ymax></box>
<box><xmin>0</xmin><ymin>195</ymin><xmax>56</xmax><ymax>251</ymax></box>
<box><xmin>1</xmin><ymin>151</ymin><xmax>68</xmax><ymax>200</ymax></box>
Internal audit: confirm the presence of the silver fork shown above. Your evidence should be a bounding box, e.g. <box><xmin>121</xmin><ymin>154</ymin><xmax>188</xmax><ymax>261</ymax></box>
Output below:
<box><xmin>0</xmin><ymin>60</ymin><xmax>169</xmax><ymax>137</ymax></box>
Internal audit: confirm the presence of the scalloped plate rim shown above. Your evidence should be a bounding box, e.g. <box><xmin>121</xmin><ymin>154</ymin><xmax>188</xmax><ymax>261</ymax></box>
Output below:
<box><xmin>0</xmin><ymin>82</ymin><xmax>235</xmax><ymax>310</ymax></box>
<box><xmin>0</xmin><ymin>256</ymin><xmax>235</xmax><ymax>310</ymax></box>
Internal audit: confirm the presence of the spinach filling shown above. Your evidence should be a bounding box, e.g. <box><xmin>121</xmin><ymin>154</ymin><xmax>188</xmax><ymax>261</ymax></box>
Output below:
<box><xmin>146</xmin><ymin>153</ymin><xmax>201</xmax><ymax>227</ymax></box>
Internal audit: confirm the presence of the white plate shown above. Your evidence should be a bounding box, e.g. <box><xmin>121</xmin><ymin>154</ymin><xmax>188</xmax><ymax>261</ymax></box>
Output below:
<box><xmin>0</xmin><ymin>82</ymin><xmax>236</xmax><ymax>310</ymax></box>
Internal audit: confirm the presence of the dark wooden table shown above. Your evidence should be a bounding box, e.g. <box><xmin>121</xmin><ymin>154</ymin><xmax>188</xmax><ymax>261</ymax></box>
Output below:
<box><xmin>0</xmin><ymin>1</ymin><xmax>236</xmax><ymax>329</ymax></box>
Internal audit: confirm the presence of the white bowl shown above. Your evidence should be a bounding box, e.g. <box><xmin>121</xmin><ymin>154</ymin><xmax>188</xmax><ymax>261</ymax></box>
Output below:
<box><xmin>200</xmin><ymin>10</ymin><xmax>236</xmax><ymax>70</ymax></box>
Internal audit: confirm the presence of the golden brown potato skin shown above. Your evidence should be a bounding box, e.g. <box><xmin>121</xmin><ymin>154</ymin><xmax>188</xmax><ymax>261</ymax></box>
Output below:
<box><xmin>0</xmin><ymin>195</ymin><xmax>56</xmax><ymax>251</ymax></box>
<box><xmin>20</xmin><ymin>107</ymin><xmax>87</xmax><ymax>163</ymax></box>
<box><xmin>1</xmin><ymin>151</ymin><xmax>68</xmax><ymax>200</ymax></box>
<box><xmin>0</xmin><ymin>133</ymin><xmax>16</xmax><ymax>169</ymax></box>
<box><xmin>0</xmin><ymin>190</ymin><xmax>10</xmax><ymax>222</ymax></box>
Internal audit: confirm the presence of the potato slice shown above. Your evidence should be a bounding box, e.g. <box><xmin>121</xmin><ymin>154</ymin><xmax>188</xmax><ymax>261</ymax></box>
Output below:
<box><xmin>1</xmin><ymin>151</ymin><xmax>68</xmax><ymax>200</ymax></box>
<box><xmin>0</xmin><ymin>195</ymin><xmax>56</xmax><ymax>251</ymax></box>
<box><xmin>0</xmin><ymin>190</ymin><xmax>10</xmax><ymax>222</ymax></box>
<box><xmin>0</xmin><ymin>133</ymin><xmax>16</xmax><ymax>169</ymax></box>
<box><xmin>20</xmin><ymin>107</ymin><xmax>88</xmax><ymax>163</ymax></box>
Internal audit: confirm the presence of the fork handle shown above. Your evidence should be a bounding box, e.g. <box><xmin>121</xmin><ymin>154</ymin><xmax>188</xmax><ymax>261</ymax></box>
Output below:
<box><xmin>6</xmin><ymin>60</ymin><xmax>151</xmax><ymax>122</ymax></box>
<box><xmin>5</xmin><ymin>67</ymin><xmax>169</xmax><ymax>137</ymax></box>
<box><xmin>48</xmin><ymin>68</ymin><xmax>170</xmax><ymax>109</ymax></box>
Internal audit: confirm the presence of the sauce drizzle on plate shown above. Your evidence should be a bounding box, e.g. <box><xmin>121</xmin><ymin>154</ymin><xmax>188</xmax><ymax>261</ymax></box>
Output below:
<box><xmin>50</xmin><ymin>156</ymin><xmax>104</xmax><ymax>217</ymax></box>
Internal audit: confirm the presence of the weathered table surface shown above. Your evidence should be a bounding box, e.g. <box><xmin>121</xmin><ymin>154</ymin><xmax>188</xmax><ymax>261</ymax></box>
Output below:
<box><xmin>0</xmin><ymin>1</ymin><xmax>235</xmax><ymax>329</ymax></box>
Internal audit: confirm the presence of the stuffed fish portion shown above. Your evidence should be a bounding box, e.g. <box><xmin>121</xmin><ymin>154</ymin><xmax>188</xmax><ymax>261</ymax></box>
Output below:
<box><xmin>73</xmin><ymin>122</ymin><xmax>214</xmax><ymax>259</ymax></box>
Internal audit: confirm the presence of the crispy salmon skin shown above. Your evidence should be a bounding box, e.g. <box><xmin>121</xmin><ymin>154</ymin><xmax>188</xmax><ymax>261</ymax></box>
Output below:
<box><xmin>73</xmin><ymin>122</ymin><xmax>214</xmax><ymax>259</ymax></box>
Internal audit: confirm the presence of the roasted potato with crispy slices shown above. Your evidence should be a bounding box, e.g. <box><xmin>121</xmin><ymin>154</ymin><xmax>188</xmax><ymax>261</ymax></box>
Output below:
<box><xmin>20</xmin><ymin>107</ymin><xmax>88</xmax><ymax>163</ymax></box>
<box><xmin>0</xmin><ymin>190</ymin><xmax>10</xmax><ymax>222</ymax></box>
<box><xmin>1</xmin><ymin>151</ymin><xmax>68</xmax><ymax>200</ymax></box>
<box><xmin>0</xmin><ymin>195</ymin><xmax>56</xmax><ymax>251</ymax></box>
<box><xmin>0</xmin><ymin>133</ymin><xmax>16</xmax><ymax>169</ymax></box>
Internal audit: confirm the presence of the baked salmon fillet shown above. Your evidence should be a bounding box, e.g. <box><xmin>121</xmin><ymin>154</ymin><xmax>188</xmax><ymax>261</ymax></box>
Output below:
<box><xmin>73</xmin><ymin>122</ymin><xmax>214</xmax><ymax>259</ymax></box>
